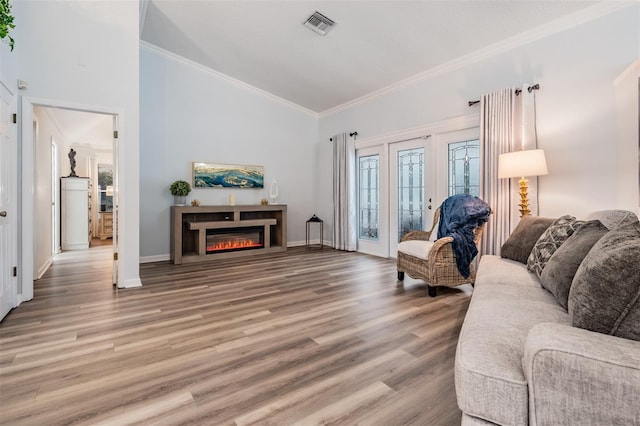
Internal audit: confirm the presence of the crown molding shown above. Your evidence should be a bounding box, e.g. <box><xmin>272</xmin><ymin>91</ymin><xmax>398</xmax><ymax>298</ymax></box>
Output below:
<box><xmin>139</xmin><ymin>41</ymin><xmax>319</xmax><ymax>118</ymax></box>
<box><xmin>354</xmin><ymin>114</ymin><xmax>479</xmax><ymax>150</ymax></box>
<box><xmin>320</xmin><ymin>1</ymin><xmax>636</xmax><ymax>118</ymax></box>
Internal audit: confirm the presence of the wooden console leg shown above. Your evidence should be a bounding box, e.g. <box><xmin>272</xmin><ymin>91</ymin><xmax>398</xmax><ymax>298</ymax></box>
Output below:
<box><xmin>397</xmin><ymin>271</ymin><xmax>405</xmax><ymax>281</ymax></box>
<box><xmin>428</xmin><ymin>285</ymin><xmax>437</xmax><ymax>297</ymax></box>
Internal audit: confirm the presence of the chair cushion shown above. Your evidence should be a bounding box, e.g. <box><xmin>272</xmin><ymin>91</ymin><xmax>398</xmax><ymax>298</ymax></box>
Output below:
<box><xmin>397</xmin><ymin>240</ymin><xmax>434</xmax><ymax>260</ymax></box>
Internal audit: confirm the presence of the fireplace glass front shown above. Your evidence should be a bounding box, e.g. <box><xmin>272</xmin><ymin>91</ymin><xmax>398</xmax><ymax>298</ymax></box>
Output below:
<box><xmin>206</xmin><ymin>227</ymin><xmax>264</xmax><ymax>254</ymax></box>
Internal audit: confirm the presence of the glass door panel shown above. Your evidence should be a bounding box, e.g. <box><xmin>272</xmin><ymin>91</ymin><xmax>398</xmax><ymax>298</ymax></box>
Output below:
<box><xmin>397</xmin><ymin>148</ymin><xmax>424</xmax><ymax>242</ymax></box>
<box><xmin>389</xmin><ymin>138</ymin><xmax>434</xmax><ymax>257</ymax></box>
<box><xmin>359</xmin><ymin>155</ymin><xmax>379</xmax><ymax>240</ymax></box>
<box><xmin>356</xmin><ymin>145</ymin><xmax>388</xmax><ymax>258</ymax></box>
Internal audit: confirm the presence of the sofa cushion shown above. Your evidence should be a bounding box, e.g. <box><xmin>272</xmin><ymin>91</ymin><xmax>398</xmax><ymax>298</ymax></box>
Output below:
<box><xmin>569</xmin><ymin>222</ymin><xmax>640</xmax><ymax>341</ymax></box>
<box><xmin>397</xmin><ymin>240</ymin><xmax>434</xmax><ymax>260</ymax></box>
<box><xmin>527</xmin><ymin>215</ymin><xmax>580</xmax><ymax>277</ymax></box>
<box><xmin>540</xmin><ymin>220</ymin><xmax>609</xmax><ymax>310</ymax></box>
<box><xmin>455</xmin><ymin>255</ymin><xmax>570</xmax><ymax>426</ymax></box>
<box><xmin>586</xmin><ymin>209</ymin><xmax>639</xmax><ymax>230</ymax></box>
<box><xmin>500</xmin><ymin>216</ymin><xmax>554</xmax><ymax>264</ymax></box>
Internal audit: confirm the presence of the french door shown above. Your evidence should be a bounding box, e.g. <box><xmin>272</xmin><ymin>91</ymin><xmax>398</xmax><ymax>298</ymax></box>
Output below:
<box><xmin>356</xmin><ymin>127</ymin><xmax>479</xmax><ymax>259</ymax></box>
<box><xmin>389</xmin><ymin>139</ymin><xmax>435</xmax><ymax>256</ymax></box>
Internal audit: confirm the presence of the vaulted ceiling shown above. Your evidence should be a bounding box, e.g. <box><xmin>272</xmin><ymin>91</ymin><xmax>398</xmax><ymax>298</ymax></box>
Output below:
<box><xmin>140</xmin><ymin>1</ymin><xmax>605</xmax><ymax>114</ymax></box>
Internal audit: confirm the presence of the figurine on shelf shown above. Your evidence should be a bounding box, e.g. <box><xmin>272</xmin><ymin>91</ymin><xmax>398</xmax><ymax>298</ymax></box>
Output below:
<box><xmin>68</xmin><ymin>148</ymin><xmax>78</xmax><ymax>177</ymax></box>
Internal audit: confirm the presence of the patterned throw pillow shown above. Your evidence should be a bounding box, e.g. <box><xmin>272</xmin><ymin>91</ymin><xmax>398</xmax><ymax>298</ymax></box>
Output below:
<box><xmin>527</xmin><ymin>215</ymin><xmax>581</xmax><ymax>277</ymax></box>
<box><xmin>540</xmin><ymin>220</ymin><xmax>609</xmax><ymax>309</ymax></box>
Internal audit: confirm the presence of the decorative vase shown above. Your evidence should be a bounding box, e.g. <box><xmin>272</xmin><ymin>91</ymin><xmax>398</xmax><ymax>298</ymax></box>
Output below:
<box><xmin>269</xmin><ymin>179</ymin><xmax>279</xmax><ymax>204</ymax></box>
<box><xmin>174</xmin><ymin>196</ymin><xmax>186</xmax><ymax>206</ymax></box>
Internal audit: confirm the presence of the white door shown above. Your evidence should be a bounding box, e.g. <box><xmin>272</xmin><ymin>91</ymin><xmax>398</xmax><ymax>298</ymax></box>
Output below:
<box><xmin>0</xmin><ymin>83</ymin><xmax>17</xmax><ymax>321</ymax></box>
<box><xmin>389</xmin><ymin>138</ymin><xmax>436</xmax><ymax>256</ymax></box>
<box><xmin>356</xmin><ymin>145</ymin><xmax>388</xmax><ymax>257</ymax></box>
<box><xmin>111</xmin><ymin>117</ymin><xmax>118</xmax><ymax>285</ymax></box>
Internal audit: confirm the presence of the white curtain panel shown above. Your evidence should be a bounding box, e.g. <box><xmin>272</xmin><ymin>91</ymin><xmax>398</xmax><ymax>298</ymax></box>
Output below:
<box><xmin>479</xmin><ymin>88</ymin><xmax>517</xmax><ymax>256</ymax></box>
<box><xmin>479</xmin><ymin>85</ymin><xmax>540</xmax><ymax>256</ymax></box>
<box><xmin>332</xmin><ymin>133</ymin><xmax>357</xmax><ymax>251</ymax></box>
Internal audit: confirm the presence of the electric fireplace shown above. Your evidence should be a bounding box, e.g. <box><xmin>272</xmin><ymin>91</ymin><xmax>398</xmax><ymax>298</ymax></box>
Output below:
<box><xmin>206</xmin><ymin>227</ymin><xmax>264</xmax><ymax>254</ymax></box>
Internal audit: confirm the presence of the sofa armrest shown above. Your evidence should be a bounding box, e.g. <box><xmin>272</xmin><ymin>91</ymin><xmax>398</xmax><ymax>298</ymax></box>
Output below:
<box><xmin>523</xmin><ymin>322</ymin><xmax>640</xmax><ymax>426</ymax></box>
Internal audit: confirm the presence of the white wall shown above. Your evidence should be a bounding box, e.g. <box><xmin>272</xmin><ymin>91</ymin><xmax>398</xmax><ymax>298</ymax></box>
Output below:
<box><xmin>16</xmin><ymin>0</ymin><xmax>140</xmax><ymax>287</ymax></box>
<box><xmin>318</xmin><ymin>5</ymin><xmax>640</xmax><ymax>232</ymax></box>
<box><xmin>139</xmin><ymin>46</ymin><xmax>319</xmax><ymax>259</ymax></box>
<box><xmin>32</xmin><ymin>108</ymin><xmax>59</xmax><ymax>279</ymax></box>
<box><xmin>614</xmin><ymin>59</ymin><xmax>640</xmax><ymax>216</ymax></box>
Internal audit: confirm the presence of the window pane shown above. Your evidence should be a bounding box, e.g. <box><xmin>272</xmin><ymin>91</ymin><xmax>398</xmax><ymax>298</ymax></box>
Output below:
<box><xmin>98</xmin><ymin>163</ymin><xmax>113</xmax><ymax>211</ymax></box>
<box><xmin>398</xmin><ymin>148</ymin><xmax>424</xmax><ymax>242</ymax></box>
<box><xmin>358</xmin><ymin>155</ymin><xmax>379</xmax><ymax>240</ymax></box>
<box><xmin>448</xmin><ymin>140</ymin><xmax>480</xmax><ymax>197</ymax></box>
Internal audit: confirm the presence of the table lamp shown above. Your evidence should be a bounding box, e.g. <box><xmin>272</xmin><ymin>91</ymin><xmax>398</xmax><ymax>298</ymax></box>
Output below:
<box><xmin>498</xmin><ymin>149</ymin><xmax>548</xmax><ymax>217</ymax></box>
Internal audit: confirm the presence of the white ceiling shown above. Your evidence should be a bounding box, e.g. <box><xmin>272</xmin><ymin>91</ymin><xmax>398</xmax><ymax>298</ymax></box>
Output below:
<box><xmin>37</xmin><ymin>107</ymin><xmax>113</xmax><ymax>151</ymax></box>
<box><xmin>140</xmin><ymin>0</ymin><xmax>603</xmax><ymax>113</ymax></box>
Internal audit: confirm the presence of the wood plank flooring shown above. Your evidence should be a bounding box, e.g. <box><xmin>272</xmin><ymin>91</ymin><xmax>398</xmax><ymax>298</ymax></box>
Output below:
<box><xmin>0</xmin><ymin>246</ymin><xmax>471</xmax><ymax>425</ymax></box>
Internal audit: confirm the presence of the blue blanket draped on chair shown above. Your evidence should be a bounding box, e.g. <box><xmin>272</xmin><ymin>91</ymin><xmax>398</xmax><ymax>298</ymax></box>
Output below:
<box><xmin>437</xmin><ymin>194</ymin><xmax>491</xmax><ymax>278</ymax></box>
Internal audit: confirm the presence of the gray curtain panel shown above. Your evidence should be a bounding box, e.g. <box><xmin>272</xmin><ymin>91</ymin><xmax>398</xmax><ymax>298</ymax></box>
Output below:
<box><xmin>479</xmin><ymin>85</ymin><xmax>540</xmax><ymax>256</ymax></box>
<box><xmin>332</xmin><ymin>132</ymin><xmax>357</xmax><ymax>251</ymax></box>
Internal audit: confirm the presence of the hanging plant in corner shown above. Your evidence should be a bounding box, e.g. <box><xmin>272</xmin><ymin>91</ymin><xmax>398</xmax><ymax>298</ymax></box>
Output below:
<box><xmin>0</xmin><ymin>0</ymin><xmax>15</xmax><ymax>51</ymax></box>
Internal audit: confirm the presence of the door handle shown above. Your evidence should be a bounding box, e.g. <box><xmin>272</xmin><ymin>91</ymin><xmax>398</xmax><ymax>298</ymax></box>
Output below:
<box><xmin>0</xmin><ymin>211</ymin><xmax>6</xmax><ymax>217</ymax></box>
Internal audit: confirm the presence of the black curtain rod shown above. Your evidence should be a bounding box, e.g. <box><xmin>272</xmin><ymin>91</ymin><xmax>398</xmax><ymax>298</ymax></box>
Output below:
<box><xmin>329</xmin><ymin>131</ymin><xmax>358</xmax><ymax>142</ymax></box>
<box><xmin>468</xmin><ymin>84</ymin><xmax>540</xmax><ymax>107</ymax></box>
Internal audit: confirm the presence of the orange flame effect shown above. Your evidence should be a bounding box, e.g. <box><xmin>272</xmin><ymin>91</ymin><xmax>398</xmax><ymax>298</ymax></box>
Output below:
<box><xmin>207</xmin><ymin>239</ymin><xmax>262</xmax><ymax>252</ymax></box>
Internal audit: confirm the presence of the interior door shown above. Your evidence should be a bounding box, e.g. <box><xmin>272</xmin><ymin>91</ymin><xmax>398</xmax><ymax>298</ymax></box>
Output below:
<box><xmin>111</xmin><ymin>116</ymin><xmax>118</xmax><ymax>285</ymax></box>
<box><xmin>389</xmin><ymin>138</ymin><xmax>435</xmax><ymax>257</ymax></box>
<box><xmin>0</xmin><ymin>82</ymin><xmax>17</xmax><ymax>321</ymax></box>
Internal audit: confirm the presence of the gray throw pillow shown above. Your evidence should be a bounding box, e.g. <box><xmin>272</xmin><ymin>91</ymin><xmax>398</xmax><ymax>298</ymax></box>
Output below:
<box><xmin>540</xmin><ymin>220</ymin><xmax>609</xmax><ymax>309</ymax></box>
<box><xmin>568</xmin><ymin>222</ymin><xmax>640</xmax><ymax>341</ymax></box>
<box><xmin>527</xmin><ymin>215</ymin><xmax>580</xmax><ymax>277</ymax></box>
<box><xmin>500</xmin><ymin>216</ymin><xmax>555</xmax><ymax>264</ymax></box>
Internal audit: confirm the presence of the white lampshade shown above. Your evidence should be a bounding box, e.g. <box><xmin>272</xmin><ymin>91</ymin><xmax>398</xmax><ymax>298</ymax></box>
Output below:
<box><xmin>498</xmin><ymin>149</ymin><xmax>548</xmax><ymax>179</ymax></box>
<box><xmin>106</xmin><ymin>185</ymin><xmax>114</xmax><ymax>196</ymax></box>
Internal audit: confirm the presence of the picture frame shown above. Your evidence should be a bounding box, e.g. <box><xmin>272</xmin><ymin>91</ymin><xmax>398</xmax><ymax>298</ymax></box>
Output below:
<box><xmin>193</xmin><ymin>162</ymin><xmax>264</xmax><ymax>189</ymax></box>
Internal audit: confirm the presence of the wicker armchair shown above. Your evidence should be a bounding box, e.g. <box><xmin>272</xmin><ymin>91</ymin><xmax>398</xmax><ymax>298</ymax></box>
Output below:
<box><xmin>397</xmin><ymin>207</ymin><xmax>487</xmax><ymax>297</ymax></box>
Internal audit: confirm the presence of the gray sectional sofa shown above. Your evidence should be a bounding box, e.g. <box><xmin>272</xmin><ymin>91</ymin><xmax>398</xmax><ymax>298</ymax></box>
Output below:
<box><xmin>454</xmin><ymin>210</ymin><xmax>640</xmax><ymax>425</ymax></box>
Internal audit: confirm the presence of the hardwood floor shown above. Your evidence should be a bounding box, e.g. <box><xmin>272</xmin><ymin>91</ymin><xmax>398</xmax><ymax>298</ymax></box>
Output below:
<box><xmin>0</xmin><ymin>246</ymin><xmax>471</xmax><ymax>425</ymax></box>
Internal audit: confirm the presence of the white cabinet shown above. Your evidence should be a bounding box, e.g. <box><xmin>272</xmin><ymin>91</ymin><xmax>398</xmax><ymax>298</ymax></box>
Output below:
<box><xmin>61</xmin><ymin>177</ymin><xmax>91</xmax><ymax>250</ymax></box>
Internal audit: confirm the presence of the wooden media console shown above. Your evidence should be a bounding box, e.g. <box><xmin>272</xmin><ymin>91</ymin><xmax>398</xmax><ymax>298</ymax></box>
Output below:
<box><xmin>170</xmin><ymin>205</ymin><xmax>287</xmax><ymax>264</ymax></box>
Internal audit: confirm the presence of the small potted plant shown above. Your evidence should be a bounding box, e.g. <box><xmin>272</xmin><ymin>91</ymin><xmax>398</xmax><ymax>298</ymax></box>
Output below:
<box><xmin>169</xmin><ymin>180</ymin><xmax>191</xmax><ymax>205</ymax></box>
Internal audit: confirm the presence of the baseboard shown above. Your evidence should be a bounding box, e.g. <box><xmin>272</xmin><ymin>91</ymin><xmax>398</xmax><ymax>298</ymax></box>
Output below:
<box><xmin>288</xmin><ymin>240</ymin><xmax>334</xmax><ymax>248</ymax></box>
<box><xmin>120</xmin><ymin>277</ymin><xmax>142</xmax><ymax>288</ymax></box>
<box><xmin>140</xmin><ymin>254</ymin><xmax>171</xmax><ymax>263</ymax></box>
<box><xmin>36</xmin><ymin>258</ymin><xmax>52</xmax><ymax>280</ymax></box>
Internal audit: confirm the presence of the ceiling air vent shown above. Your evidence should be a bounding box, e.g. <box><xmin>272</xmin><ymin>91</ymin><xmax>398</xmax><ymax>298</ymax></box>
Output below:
<box><xmin>303</xmin><ymin>11</ymin><xmax>336</xmax><ymax>36</ymax></box>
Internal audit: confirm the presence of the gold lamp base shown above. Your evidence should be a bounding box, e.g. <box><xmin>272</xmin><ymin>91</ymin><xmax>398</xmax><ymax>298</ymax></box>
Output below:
<box><xmin>518</xmin><ymin>177</ymin><xmax>531</xmax><ymax>217</ymax></box>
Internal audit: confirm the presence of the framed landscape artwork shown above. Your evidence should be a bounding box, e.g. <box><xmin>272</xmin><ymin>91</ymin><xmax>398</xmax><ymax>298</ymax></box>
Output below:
<box><xmin>193</xmin><ymin>162</ymin><xmax>265</xmax><ymax>189</ymax></box>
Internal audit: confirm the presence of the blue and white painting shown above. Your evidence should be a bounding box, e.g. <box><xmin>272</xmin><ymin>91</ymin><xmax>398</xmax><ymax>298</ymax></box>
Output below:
<box><xmin>193</xmin><ymin>162</ymin><xmax>264</xmax><ymax>189</ymax></box>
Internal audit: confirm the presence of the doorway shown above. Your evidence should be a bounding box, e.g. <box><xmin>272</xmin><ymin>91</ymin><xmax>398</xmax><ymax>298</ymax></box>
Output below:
<box><xmin>34</xmin><ymin>106</ymin><xmax>116</xmax><ymax>279</ymax></box>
